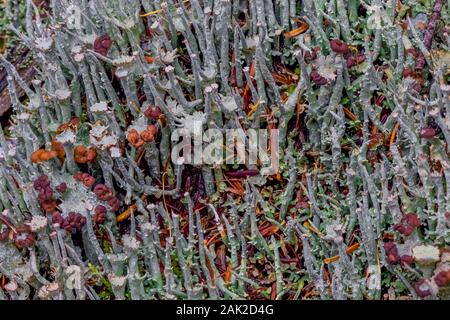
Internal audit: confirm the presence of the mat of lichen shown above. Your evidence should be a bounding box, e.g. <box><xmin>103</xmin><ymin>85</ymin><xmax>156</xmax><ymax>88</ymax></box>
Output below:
<box><xmin>0</xmin><ymin>0</ymin><xmax>449</xmax><ymax>300</ymax></box>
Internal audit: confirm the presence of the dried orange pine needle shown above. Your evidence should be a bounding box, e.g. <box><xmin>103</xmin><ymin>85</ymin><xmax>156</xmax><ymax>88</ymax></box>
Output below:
<box><xmin>255</xmin><ymin>204</ymin><xmax>261</xmax><ymax>217</ymax></box>
<box><xmin>219</xmin><ymin>228</ymin><xmax>227</xmax><ymax>241</ymax></box>
<box><xmin>227</xmin><ymin>187</ymin><xmax>244</xmax><ymax>196</ymax></box>
<box><xmin>390</xmin><ymin>122</ymin><xmax>400</xmax><ymax>145</ymax></box>
<box><xmin>348</xmin><ymin>45</ymin><xmax>359</xmax><ymax>53</ymax></box>
<box><xmin>205</xmin><ymin>232</ymin><xmax>221</xmax><ymax>247</ymax></box>
<box><xmin>285</xmin><ymin>16</ymin><xmax>310</xmax><ymax>38</ymax></box>
<box><xmin>271</xmin><ymin>171</ymin><xmax>283</xmax><ymax>182</ymax></box>
<box><xmin>249</xmin><ymin>60</ymin><xmax>256</xmax><ymax>77</ymax></box>
<box><xmin>205</xmin><ymin>253</ymin><xmax>215</xmax><ymax>284</ymax></box>
<box><xmin>304</xmin><ymin>289</ymin><xmax>319</xmax><ymax>298</ymax></box>
<box><xmin>289</xmin><ymin>16</ymin><xmax>305</xmax><ymax>24</ymax></box>
<box><xmin>323</xmin><ymin>257</ymin><xmax>339</xmax><ymax>265</ymax></box>
<box><xmin>116</xmin><ymin>195</ymin><xmax>147</xmax><ymax>222</ymax></box>
<box><xmin>247</xmin><ymin>98</ymin><xmax>262</xmax><ymax>117</ymax></box>
<box><xmin>303</xmin><ymin>220</ymin><xmax>324</xmax><ymax>237</ymax></box>
<box><xmin>223</xmin><ymin>263</ymin><xmax>232</xmax><ymax>284</ymax></box>
<box><xmin>223</xmin><ymin>175</ymin><xmax>245</xmax><ymax>196</ymax></box>
<box><xmin>144</xmin><ymin>56</ymin><xmax>155</xmax><ymax>63</ymax></box>
<box><xmin>140</xmin><ymin>0</ymin><xmax>190</xmax><ymax>17</ymax></box>
<box><xmin>116</xmin><ymin>204</ymin><xmax>137</xmax><ymax>222</ymax></box>
<box><xmin>284</xmin><ymin>24</ymin><xmax>309</xmax><ymax>38</ymax></box>
<box><xmin>323</xmin><ymin>242</ymin><xmax>360</xmax><ymax>264</ymax></box>
<box><xmin>259</xmin><ymin>225</ymin><xmax>279</xmax><ymax>237</ymax></box>
<box><xmin>346</xmin><ymin>242</ymin><xmax>360</xmax><ymax>254</ymax></box>
<box><xmin>0</xmin><ymin>216</ymin><xmax>17</xmax><ymax>234</ymax></box>
<box><xmin>140</xmin><ymin>9</ymin><xmax>162</xmax><ymax>17</ymax></box>
<box><xmin>135</xmin><ymin>147</ymin><xmax>146</xmax><ymax>165</ymax></box>
<box><xmin>343</xmin><ymin>107</ymin><xmax>358</xmax><ymax>122</ymax></box>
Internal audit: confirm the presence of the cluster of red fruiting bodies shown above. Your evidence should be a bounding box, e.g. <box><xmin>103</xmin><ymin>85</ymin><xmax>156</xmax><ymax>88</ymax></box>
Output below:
<box><xmin>383</xmin><ymin>213</ymin><xmax>421</xmax><ymax>265</ymax></box>
<box><xmin>305</xmin><ymin>40</ymin><xmax>440</xmax><ymax>139</ymax></box>
<box><xmin>414</xmin><ymin>270</ymin><xmax>450</xmax><ymax>298</ymax></box>
<box><xmin>0</xmin><ymin>216</ymin><xmax>35</xmax><ymax>249</ymax></box>
<box><xmin>73</xmin><ymin>172</ymin><xmax>121</xmax><ymax>215</ymax></box>
<box><xmin>306</xmin><ymin>39</ymin><xmax>366</xmax><ymax>86</ymax></box>
<box><xmin>51</xmin><ymin>211</ymin><xmax>86</xmax><ymax>233</ymax></box>
<box><xmin>0</xmin><ymin>172</ymin><xmax>118</xmax><ymax>250</ymax></box>
<box><xmin>383</xmin><ymin>242</ymin><xmax>414</xmax><ymax>265</ymax></box>
<box><xmin>382</xmin><ymin>212</ymin><xmax>450</xmax><ymax>298</ymax></box>
<box><xmin>306</xmin><ymin>39</ymin><xmax>427</xmax><ymax>91</ymax></box>
<box><xmin>33</xmin><ymin>173</ymin><xmax>120</xmax><ymax>231</ymax></box>
<box><xmin>143</xmin><ymin>105</ymin><xmax>162</xmax><ymax>120</ymax></box>
<box><xmin>33</xmin><ymin>175</ymin><xmax>88</xmax><ymax>232</ymax></box>
<box><xmin>93</xmin><ymin>34</ymin><xmax>112</xmax><ymax>56</ymax></box>
<box><xmin>434</xmin><ymin>270</ymin><xmax>450</xmax><ymax>287</ymax></box>
<box><xmin>394</xmin><ymin>213</ymin><xmax>422</xmax><ymax>236</ymax></box>
<box><xmin>33</xmin><ymin>175</ymin><xmax>58</xmax><ymax>213</ymax></box>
